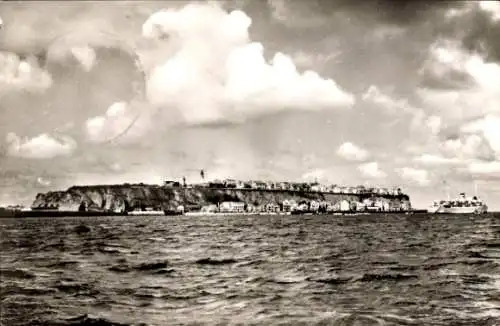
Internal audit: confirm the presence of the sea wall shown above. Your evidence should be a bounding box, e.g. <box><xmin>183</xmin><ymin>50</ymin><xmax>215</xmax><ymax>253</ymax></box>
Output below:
<box><xmin>31</xmin><ymin>184</ymin><xmax>411</xmax><ymax>212</ymax></box>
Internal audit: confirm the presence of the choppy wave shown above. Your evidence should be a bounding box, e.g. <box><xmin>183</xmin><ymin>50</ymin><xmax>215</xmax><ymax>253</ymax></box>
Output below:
<box><xmin>1</xmin><ymin>213</ymin><xmax>499</xmax><ymax>325</ymax></box>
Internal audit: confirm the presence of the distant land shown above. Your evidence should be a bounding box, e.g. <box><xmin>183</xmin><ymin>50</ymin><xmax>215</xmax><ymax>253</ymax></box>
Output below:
<box><xmin>0</xmin><ymin>179</ymin><xmax>414</xmax><ymax>216</ymax></box>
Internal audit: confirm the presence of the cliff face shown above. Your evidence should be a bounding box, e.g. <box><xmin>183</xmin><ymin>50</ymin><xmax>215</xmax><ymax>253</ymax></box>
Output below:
<box><xmin>31</xmin><ymin>184</ymin><xmax>411</xmax><ymax>212</ymax></box>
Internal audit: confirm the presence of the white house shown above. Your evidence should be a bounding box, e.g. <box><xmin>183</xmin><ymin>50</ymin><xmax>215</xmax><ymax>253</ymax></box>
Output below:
<box><xmin>265</xmin><ymin>203</ymin><xmax>280</xmax><ymax>212</ymax></box>
<box><xmin>219</xmin><ymin>201</ymin><xmax>245</xmax><ymax>213</ymax></box>
<box><xmin>297</xmin><ymin>203</ymin><xmax>309</xmax><ymax>211</ymax></box>
<box><xmin>310</xmin><ymin>200</ymin><xmax>320</xmax><ymax>211</ymax></box>
<box><xmin>201</xmin><ymin>204</ymin><xmax>218</xmax><ymax>213</ymax></box>
<box><xmin>362</xmin><ymin>198</ymin><xmax>374</xmax><ymax>207</ymax></box>
<box><xmin>339</xmin><ymin>200</ymin><xmax>351</xmax><ymax>211</ymax></box>
<box><xmin>401</xmin><ymin>201</ymin><xmax>411</xmax><ymax>211</ymax></box>
<box><xmin>355</xmin><ymin>202</ymin><xmax>366</xmax><ymax>211</ymax></box>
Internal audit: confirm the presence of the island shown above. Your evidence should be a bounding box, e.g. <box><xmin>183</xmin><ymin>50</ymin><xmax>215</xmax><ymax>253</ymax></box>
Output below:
<box><xmin>1</xmin><ymin>178</ymin><xmax>415</xmax><ymax>217</ymax></box>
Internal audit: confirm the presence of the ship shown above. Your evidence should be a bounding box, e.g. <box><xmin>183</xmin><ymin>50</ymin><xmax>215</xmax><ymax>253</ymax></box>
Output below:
<box><xmin>427</xmin><ymin>192</ymin><xmax>488</xmax><ymax>214</ymax></box>
<box><xmin>127</xmin><ymin>207</ymin><xmax>167</xmax><ymax>216</ymax></box>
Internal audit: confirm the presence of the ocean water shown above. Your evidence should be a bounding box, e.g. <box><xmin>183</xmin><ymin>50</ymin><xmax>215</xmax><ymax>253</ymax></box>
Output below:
<box><xmin>0</xmin><ymin>213</ymin><xmax>499</xmax><ymax>326</ymax></box>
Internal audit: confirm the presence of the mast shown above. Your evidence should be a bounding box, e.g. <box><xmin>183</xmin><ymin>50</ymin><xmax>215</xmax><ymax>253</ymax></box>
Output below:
<box><xmin>443</xmin><ymin>180</ymin><xmax>450</xmax><ymax>200</ymax></box>
<box><xmin>474</xmin><ymin>181</ymin><xmax>478</xmax><ymax>197</ymax></box>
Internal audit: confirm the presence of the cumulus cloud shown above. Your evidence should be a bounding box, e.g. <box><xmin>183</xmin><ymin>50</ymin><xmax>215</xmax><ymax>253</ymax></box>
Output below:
<box><xmin>440</xmin><ymin>134</ymin><xmax>495</xmax><ymax>161</ymax></box>
<box><xmin>36</xmin><ymin>177</ymin><xmax>52</xmax><ymax>187</ymax></box>
<box><xmin>358</xmin><ymin>162</ymin><xmax>386</xmax><ymax>179</ymax></box>
<box><xmin>337</xmin><ymin>142</ymin><xmax>369</xmax><ymax>162</ymax></box>
<box><xmin>5</xmin><ymin>132</ymin><xmax>76</xmax><ymax>159</ymax></box>
<box><xmin>44</xmin><ymin>26</ymin><xmax>138</xmax><ymax>70</ymax></box>
<box><xmin>460</xmin><ymin>114</ymin><xmax>500</xmax><ymax>157</ymax></box>
<box><xmin>362</xmin><ymin>85</ymin><xmax>412</xmax><ymax>114</ymax></box>
<box><xmin>0</xmin><ymin>51</ymin><xmax>52</xmax><ymax>93</ymax></box>
<box><xmin>414</xmin><ymin>37</ymin><xmax>500</xmax><ymax>179</ymax></box>
<box><xmin>466</xmin><ymin>160</ymin><xmax>500</xmax><ymax>175</ymax></box>
<box><xmin>362</xmin><ymin>86</ymin><xmax>444</xmax><ymax>137</ymax></box>
<box><xmin>397</xmin><ymin>167</ymin><xmax>430</xmax><ymax>186</ymax></box>
<box><xmin>413</xmin><ymin>154</ymin><xmax>461</xmax><ymax>166</ymax></box>
<box><xmin>301</xmin><ymin>168</ymin><xmax>325</xmax><ymax>181</ymax></box>
<box><xmin>290</xmin><ymin>50</ymin><xmax>340</xmax><ymax>68</ymax></box>
<box><xmin>85</xmin><ymin>101</ymin><xmax>150</xmax><ymax>143</ymax></box>
<box><xmin>411</xmin><ymin>134</ymin><xmax>496</xmax><ymax>178</ymax></box>
<box><xmin>479</xmin><ymin>1</ymin><xmax>500</xmax><ymax>21</ymax></box>
<box><xmin>140</xmin><ymin>3</ymin><xmax>354</xmax><ymax>126</ymax></box>
<box><xmin>418</xmin><ymin>40</ymin><xmax>500</xmax><ymax>121</ymax></box>
<box><xmin>69</xmin><ymin>46</ymin><xmax>97</xmax><ymax>72</ymax></box>
<box><xmin>425</xmin><ymin>115</ymin><xmax>443</xmax><ymax>135</ymax></box>
<box><xmin>266</xmin><ymin>0</ymin><xmax>328</xmax><ymax>28</ymax></box>
<box><xmin>407</xmin><ymin>110</ymin><xmax>445</xmax><ymax>138</ymax></box>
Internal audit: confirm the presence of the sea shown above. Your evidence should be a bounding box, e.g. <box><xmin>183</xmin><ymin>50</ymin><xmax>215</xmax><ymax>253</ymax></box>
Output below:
<box><xmin>1</xmin><ymin>213</ymin><xmax>499</xmax><ymax>326</ymax></box>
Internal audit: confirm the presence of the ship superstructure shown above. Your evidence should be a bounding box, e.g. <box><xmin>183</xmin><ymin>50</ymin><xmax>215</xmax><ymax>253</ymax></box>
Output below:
<box><xmin>428</xmin><ymin>192</ymin><xmax>488</xmax><ymax>214</ymax></box>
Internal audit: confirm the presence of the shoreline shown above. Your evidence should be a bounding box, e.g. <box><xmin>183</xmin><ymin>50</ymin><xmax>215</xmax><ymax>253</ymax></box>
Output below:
<box><xmin>0</xmin><ymin>209</ymin><xmax>429</xmax><ymax>218</ymax></box>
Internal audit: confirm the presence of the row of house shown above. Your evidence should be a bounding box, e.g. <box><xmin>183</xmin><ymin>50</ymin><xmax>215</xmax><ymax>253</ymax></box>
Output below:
<box><xmin>165</xmin><ymin>178</ymin><xmax>405</xmax><ymax>196</ymax></box>
<box><xmin>199</xmin><ymin>198</ymin><xmax>412</xmax><ymax>214</ymax></box>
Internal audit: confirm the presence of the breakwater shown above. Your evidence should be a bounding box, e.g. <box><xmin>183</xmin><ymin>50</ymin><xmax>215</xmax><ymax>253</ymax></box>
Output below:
<box><xmin>29</xmin><ymin>184</ymin><xmax>411</xmax><ymax>214</ymax></box>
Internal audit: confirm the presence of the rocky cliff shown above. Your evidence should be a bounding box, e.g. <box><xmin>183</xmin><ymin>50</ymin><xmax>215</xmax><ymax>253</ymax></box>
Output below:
<box><xmin>31</xmin><ymin>184</ymin><xmax>411</xmax><ymax>212</ymax></box>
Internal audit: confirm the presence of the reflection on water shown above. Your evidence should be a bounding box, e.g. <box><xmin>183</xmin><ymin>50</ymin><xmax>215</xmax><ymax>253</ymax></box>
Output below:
<box><xmin>1</xmin><ymin>213</ymin><xmax>499</xmax><ymax>325</ymax></box>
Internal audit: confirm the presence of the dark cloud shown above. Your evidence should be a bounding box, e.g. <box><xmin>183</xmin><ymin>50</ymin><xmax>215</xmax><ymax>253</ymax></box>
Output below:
<box><xmin>418</xmin><ymin>66</ymin><xmax>476</xmax><ymax>91</ymax></box>
<box><xmin>426</xmin><ymin>3</ymin><xmax>500</xmax><ymax>62</ymax></box>
<box><xmin>330</xmin><ymin>0</ymin><xmax>461</xmax><ymax>25</ymax></box>
<box><xmin>267</xmin><ymin>0</ymin><xmax>499</xmax><ymax>65</ymax></box>
<box><xmin>456</xmin><ymin>12</ymin><xmax>500</xmax><ymax>62</ymax></box>
<box><xmin>267</xmin><ymin>0</ymin><xmax>462</xmax><ymax>26</ymax></box>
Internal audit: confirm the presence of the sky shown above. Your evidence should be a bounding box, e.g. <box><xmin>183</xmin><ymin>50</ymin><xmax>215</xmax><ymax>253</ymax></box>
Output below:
<box><xmin>0</xmin><ymin>0</ymin><xmax>499</xmax><ymax>210</ymax></box>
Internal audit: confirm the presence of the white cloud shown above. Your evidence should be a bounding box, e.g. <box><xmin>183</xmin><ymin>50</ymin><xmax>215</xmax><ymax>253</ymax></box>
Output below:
<box><xmin>362</xmin><ymin>85</ymin><xmax>412</xmax><ymax>113</ymax></box>
<box><xmin>407</xmin><ymin>109</ymin><xmax>445</xmax><ymax>137</ymax></box>
<box><xmin>45</xmin><ymin>27</ymin><xmax>133</xmax><ymax>70</ymax></box>
<box><xmin>479</xmin><ymin>1</ymin><xmax>500</xmax><ymax>20</ymax></box>
<box><xmin>85</xmin><ymin>101</ymin><xmax>150</xmax><ymax>143</ymax></box>
<box><xmin>412</xmin><ymin>131</ymin><xmax>497</xmax><ymax>174</ymax></box>
<box><xmin>362</xmin><ymin>85</ymin><xmax>444</xmax><ymax>138</ymax></box>
<box><xmin>290</xmin><ymin>51</ymin><xmax>340</xmax><ymax>68</ymax></box>
<box><xmin>109</xmin><ymin>162</ymin><xmax>122</xmax><ymax>172</ymax></box>
<box><xmin>140</xmin><ymin>3</ymin><xmax>354</xmax><ymax>126</ymax></box>
<box><xmin>266</xmin><ymin>0</ymin><xmax>327</xmax><ymax>28</ymax></box>
<box><xmin>418</xmin><ymin>87</ymin><xmax>498</xmax><ymax>121</ymax></box>
<box><xmin>466</xmin><ymin>160</ymin><xmax>500</xmax><ymax>175</ymax></box>
<box><xmin>425</xmin><ymin>115</ymin><xmax>442</xmax><ymax>135</ymax></box>
<box><xmin>70</xmin><ymin>46</ymin><xmax>97</xmax><ymax>72</ymax></box>
<box><xmin>337</xmin><ymin>142</ymin><xmax>369</xmax><ymax>161</ymax></box>
<box><xmin>418</xmin><ymin>40</ymin><xmax>500</xmax><ymax>121</ymax></box>
<box><xmin>440</xmin><ymin>134</ymin><xmax>496</xmax><ymax>161</ymax></box>
<box><xmin>358</xmin><ymin>162</ymin><xmax>386</xmax><ymax>179</ymax></box>
<box><xmin>413</xmin><ymin>154</ymin><xmax>461</xmax><ymax>166</ymax></box>
<box><xmin>36</xmin><ymin>177</ymin><xmax>52</xmax><ymax>187</ymax></box>
<box><xmin>370</xmin><ymin>26</ymin><xmax>406</xmax><ymax>41</ymax></box>
<box><xmin>397</xmin><ymin>167</ymin><xmax>430</xmax><ymax>186</ymax></box>
<box><xmin>460</xmin><ymin>114</ymin><xmax>500</xmax><ymax>157</ymax></box>
<box><xmin>415</xmin><ymin>39</ymin><xmax>500</xmax><ymax>178</ymax></box>
<box><xmin>301</xmin><ymin>168</ymin><xmax>325</xmax><ymax>181</ymax></box>
<box><xmin>0</xmin><ymin>51</ymin><xmax>52</xmax><ymax>93</ymax></box>
<box><xmin>5</xmin><ymin>133</ymin><xmax>76</xmax><ymax>159</ymax></box>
